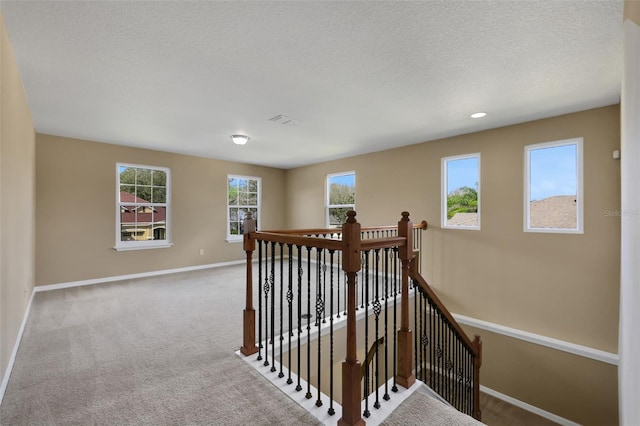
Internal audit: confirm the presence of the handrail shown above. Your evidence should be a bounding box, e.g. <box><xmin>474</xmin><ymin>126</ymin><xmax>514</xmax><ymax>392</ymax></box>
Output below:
<box><xmin>247</xmin><ymin>231</ymin><xmax>343</xmax><ymax>251</ymax></box>
<box><xmin>360</xmin><ymin>336</ymin><xmax>384</xmax><ymax>380</ymax></box>
<box><xmin>408</xmin><ymin>257</ymin><xmax>482</xmax><ymax>420</ymax></box>
<box><xmin>361</xmin><ymin>237</ymin><xmax>407</xmax><ymax>250</ymax></box>
<box><xmin>260</xmin><ymin>220</ymin><xmax>428</xmax><ymax>237</ymax></box>
<box><xmin>408</xmin><ymin>260</ymin><xmax>477</xmax><ymax>352</ymax></box>
<box><xmin>239</xmin><ymin>211</ymin><xmax>477</xmax><ymax>425</ymax></box>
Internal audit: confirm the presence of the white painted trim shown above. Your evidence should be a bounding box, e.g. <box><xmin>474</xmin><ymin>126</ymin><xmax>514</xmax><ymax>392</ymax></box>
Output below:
<box><xmin>619</xmin><ymin>17</ymin><xmax>640</xmax><ymax>426</ymax></box>
<box><xmin>35</xmin><ymin>259</ymin><xmax>246</xmax><ymax>292</ymax></box>
<box><xmin>237</xmin><ymin>348</ymin><xmax>422</xmax><ymax>426</ymax></box>
<box><xmin>453</xmin><ymin>313</ymin><xmax>618</xmax><ymax>365</ymax></box>
<box><xmin>0</xmin><ymin>290</ymin><xmax>35</xmax><ymax>405</ymax></box>
<box><xmin>480</xmin><ymin>385</ymin><xmax>580</xmax><ymax>426</ymax></box>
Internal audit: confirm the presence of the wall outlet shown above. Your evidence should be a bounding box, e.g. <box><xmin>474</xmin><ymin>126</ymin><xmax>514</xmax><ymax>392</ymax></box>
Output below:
<box><xmin>199</xmin><ymin>249</ymin><xmax>204</xmax><ymax>256</ymax></box>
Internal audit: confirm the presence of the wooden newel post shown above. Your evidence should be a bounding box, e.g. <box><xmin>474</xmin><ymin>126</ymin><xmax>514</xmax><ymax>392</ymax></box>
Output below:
<box><xmin>473</xmin><ymin>335</ymin><xmax>482</xmax><ymax>421</ymax></box>
<box><xmin>338</xmin><ymin>211</ymin><xmax>365</xmax><ymax>426</ymax></box>
<box><xmin>396</xmin><ymin>211</ymin><xmax>416</xmax><ymax>389</ymax></box>
<box><xmin>241</xmin><ymin>212</ymin><xmax>258</xmax><ymax>356</ymax></box>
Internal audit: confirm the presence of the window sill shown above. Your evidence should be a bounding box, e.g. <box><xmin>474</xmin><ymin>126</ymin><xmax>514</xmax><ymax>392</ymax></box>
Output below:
<box><xmin>225</xmin><ymin>238</ymin><xmax>243</xmax><ymax>243</ymax></box>
<box><xmin>113</xmin><ymin>243</ymin><xmax>174</xmax><ymax>252</ymax></box>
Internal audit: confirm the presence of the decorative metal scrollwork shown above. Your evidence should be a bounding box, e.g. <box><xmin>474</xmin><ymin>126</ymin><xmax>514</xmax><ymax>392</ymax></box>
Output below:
<box><xmin>436</xmin><ymin>345</ymin><xmax>443</xmax><ymax>359</ymax></box>
<box><xmin>372</xmin><ymin>299</ymin><xmax>382</xmax><ymax>317</ymax></box>
<box><xmin>421</xmin><ymin>334</ymin><xmax>429</xmax><ymax>347</ymax></box>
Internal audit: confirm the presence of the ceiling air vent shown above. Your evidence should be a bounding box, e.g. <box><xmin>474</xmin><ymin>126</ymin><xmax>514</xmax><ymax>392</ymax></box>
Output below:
<box><xmin>269</xmin><ymin>115</ymin><xmax>300</xmax><ymax>127</ymax></box>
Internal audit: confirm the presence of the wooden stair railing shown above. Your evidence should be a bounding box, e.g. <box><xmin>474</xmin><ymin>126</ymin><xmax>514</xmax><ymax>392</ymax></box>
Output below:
<box><xmin>408</xmin><ymin>258</ymin><xmax>482</xmax><ymax>420</ymax></box>
<box><xmin>240</xmin><ymin>210</ymin><xmax>479</xmax><ymax>425</ymax></box>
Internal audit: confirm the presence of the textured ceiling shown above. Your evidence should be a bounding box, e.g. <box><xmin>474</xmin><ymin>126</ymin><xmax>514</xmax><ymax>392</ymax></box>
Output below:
<box><xmin>0</xmin><ymin>1</ymin><xmax>623</xmax><ymax>169</ymax></box>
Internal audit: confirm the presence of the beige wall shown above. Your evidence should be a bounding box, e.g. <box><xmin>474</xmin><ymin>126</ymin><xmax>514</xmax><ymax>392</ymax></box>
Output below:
<box><xmin>0</xmin><ymin>11</ymin><xmax>36</xmax><ymax>385</ymax></box>
<box><xmin>625</xmin><ymin>0</ymin><xmax>640</xmax><ymax>25</ymax></box>
<box><xmin>36</xmin><ymin>134</ymin><xmax>286</xmax><ymax>285</ymax></box>
<box><xmin>286</xmin><ymin>105</ymin><xmax>621</xmax><ymax>423</ymax></box>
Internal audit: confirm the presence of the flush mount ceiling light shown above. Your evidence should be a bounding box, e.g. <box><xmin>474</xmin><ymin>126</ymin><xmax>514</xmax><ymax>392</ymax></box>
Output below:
<box><xmin>231</xmin><ymin>134</ymin><xmax>249</xmax><ymax>145</ymax></box>
<box><xmin>470</xmin><ymin>112</ymin><xmax>487</xmax><ymax>119</ymax></box>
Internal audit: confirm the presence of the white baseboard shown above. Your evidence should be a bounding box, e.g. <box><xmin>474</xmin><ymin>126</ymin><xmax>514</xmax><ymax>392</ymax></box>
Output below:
<box><xmin>0</xmin><ymin>289</ymin><xmax>35</xmax><ymax>405</ymax></box>
<box><xmin>480</xmin><ymin>385</ymin><xmax>581</xmax><ymax>426</ymax></box>
<box><xmin>35</xmin><ymin>259</ymin><xmax>247</xmax><ymax>292</ymax></box>
<box><xmin>452</xmin><ymin>313</ymin><xmax>619</xmax><ymax>366</ymax></box>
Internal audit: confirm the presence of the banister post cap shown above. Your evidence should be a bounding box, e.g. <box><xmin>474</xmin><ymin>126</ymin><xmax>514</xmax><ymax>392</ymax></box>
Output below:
<box><xmin>346</xmin><ymin>210</ymin><xmax>357</xmax><ymax>223</ymax></box>
<box><xmin>401</xmin><ymin>211</ymin><xmax>410</xmax><ymax>221</ymax></box>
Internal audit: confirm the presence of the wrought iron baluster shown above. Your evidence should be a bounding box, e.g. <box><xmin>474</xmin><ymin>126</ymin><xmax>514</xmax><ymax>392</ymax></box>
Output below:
<box><xmin>383</xmin><ymin>247</ymin><xmax>390</xmax><ymax>401</ymax></box>
<box><xmin>315</xmin><ymin>248</ymin><xmax>324</xmax><ymax>407</ymax></box>
<box><xmin>278</xmin><ymin>243</ymin><xmax>285</xmax><ymax>378</ymax></box>
<box><xmin>336</xmin><ymin>248</ymin><xmax>341</xmax><ymax>319</ymax></box>
<box><xmin>431</xmin><ymin>298</ymin><xmax>436</xmax><ymax>387</ymax></box>
<box><xmin>270</xmin><ymin>242</ymin><xmax>277</xmax><ymax>373</ymax></box>
<box><xmin>360</xmin><ymin>251</ymin><xmax>365</xmax><ymax>310</ymax></box>
<box><xmin>257</xmin><ymin>240</ymin><xmax>263</xmax><ymax>361</ymax></box>
<box><xmin>322</xmin><ymin>249</ymin><xmax>327</xmax><ymax>323</ymax></box>
<box><xmin>436</xmin><ymin>311</ymin><xmax>442</xmax><ymax>395</ymax></box>
<box><xmin>415</xmin><ymin>287</ymin><xmax>419</xmax><ymax>381</ymax></box>
<box><xmin>446</xmin><ymin>323</ymin><xmax>452</xmax><ymax>403</ymax></box>
<box><xmin>286</xmin><ymin>244</ymin><xmax>293</xmax><ymax>384</ymax></box>
<box><xmin>296</xmin><ymin>245</ymin><xmax>303</xmax><ymax>392</ymax></box>
<box><xmin>328</xmin><ymin>250</ymin><xmax>335</xmax><ymax>416</ymax></box>
<box><xmin>418</xmin><ymin>288</ymin><xmax>423</xmax><ymax>382</ymax></box>
<box><xmin>263</xmin><ymin>241</ymin><xmax>270</xmax><ymax>368</ymax></box>
<box><xmin>373</xmin><ymin>249</ymin><xmax>381</xmax><ymax>410</ymax></box>
<box><xmin>468</xmin><ymin>347</ymin><xmax>473</xmax><ymax>415</ymax></box>
<box><xmin>305</xmin><ymin>246</ymin><xmax>312</xmax><ymax>399</ymax></box>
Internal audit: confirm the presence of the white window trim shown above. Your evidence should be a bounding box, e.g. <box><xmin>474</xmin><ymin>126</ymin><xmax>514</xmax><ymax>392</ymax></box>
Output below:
<box><xmin>326</xmin><ymin>171</ymin><xmax>356</xmax><ymax>228</ymax></box>
<box><xmin>226</xmin><ymin>174</ymin><xmax>261</xmax><ymax>243</ymax></box>
<box><xmin>441</xmin><ymin>153</ymin><xmax>481</xmax><ymax>230</ymax></box>
<box><xmin>114</xmin><ymin>163</ymin><xmax>172</xmax><ymax>251</ymax></box>
<box><xmin>524</xmin><ymin>137</ymin><xmax>584</xmax><ymax>234</ymax></box>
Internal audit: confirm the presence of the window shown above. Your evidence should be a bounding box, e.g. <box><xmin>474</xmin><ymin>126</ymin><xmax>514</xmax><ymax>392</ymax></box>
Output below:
<box><xmin>116</xmin><ymin>163</ymin><xmax>171</xmax><ymax>251</ymax></box>
<box><xmin>227</xmin><ymin>175</ymin><xmax>261</xmax><ymax>241</ymax></box>
<box><xmin>442</xmin><ymin>154</ymin><xmax>480</xmax><ymax>229</ymax></box>
<box><xmin>326</xmin><ymin>172</ymin><xmax>356</xmax><ymax>228</ymax></box>
<box><xmin>524</xmin><ymin>138</ymin><xmax>583</xmax><ymax>233</ymax></box>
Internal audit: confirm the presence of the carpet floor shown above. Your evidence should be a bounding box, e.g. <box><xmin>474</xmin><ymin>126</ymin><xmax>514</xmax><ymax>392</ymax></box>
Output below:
<box><xmin>0</xmin><ymin>266</ymin><xmax>321</xmax><ymax>425</ymax></box>
<box><xmin>1</xmin><ymin>264</ymin><xmax>487</xmax><ymax>425</ymax></box>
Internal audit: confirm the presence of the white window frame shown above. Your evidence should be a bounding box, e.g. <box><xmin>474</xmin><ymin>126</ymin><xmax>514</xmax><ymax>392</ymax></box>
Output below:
<box><xmin>524</xmin><ymin>137</ymin><xmax>584</xmax><ymax>234</ymax></box>
<box><xmin>326</xmin><ymin>171</ymin><xmax>356</xmax><ymax>228</ymax></box>
<box><xmin>227</xmin><ymin>175</ymin><xmax>261</xmax><ymax>242</ymax></box>
<box><xmin>115</xmin><ymin>163</ymin><xmax>172</xmax><ymax>251</ymax></box>
<box><xmin>441</xmin><ymin>153</ymin><xmax>481</xmax><ymax>230</ymax></box>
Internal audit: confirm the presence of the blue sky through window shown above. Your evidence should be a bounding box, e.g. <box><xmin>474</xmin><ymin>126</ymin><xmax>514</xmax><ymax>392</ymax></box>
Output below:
<box><xmin>529</xmin><ymin>144</ymin><xmax>576</xmax><ymax>201</ymax></box>
<box><xmin>330</xmin><ymin>173</ymin><xmax>355</xmax><ymax>187</ymax></box>
<box><xmin>447</xmin><ymin>157</ymin><xmax>478</xmax><ymax>193</ymax></box>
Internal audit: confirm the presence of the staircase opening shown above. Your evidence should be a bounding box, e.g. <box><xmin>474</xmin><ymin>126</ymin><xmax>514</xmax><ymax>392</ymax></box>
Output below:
<box><xmin>239</xmin><ymin>211</ymin><xmax>481</xmax><ymax>425</ymax></box>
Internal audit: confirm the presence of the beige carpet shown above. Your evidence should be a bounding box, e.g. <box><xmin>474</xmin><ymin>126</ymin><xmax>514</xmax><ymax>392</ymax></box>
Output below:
<box><xmin>0</xmin><ymin>266</ymin><xmax>320</xmax><ymax>425</ymax></box>
<box><xmin>381</xmin><ymin>390</ymin><xmax>484</xmax><ymax>426</ymax></box>
<box><xmin>1</xmin><ymin>264</ymin><xmax>485</xmax><ymax>425</ymax></box>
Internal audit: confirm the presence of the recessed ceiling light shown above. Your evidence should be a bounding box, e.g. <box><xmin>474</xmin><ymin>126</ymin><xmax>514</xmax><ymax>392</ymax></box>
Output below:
<box><xmin>470</xmin><ymin>112</ymin><xmax>487</xmax><ymax>119</ymax></box>
<box><xmin>231</xmin><ymin>134</ymin><xmax>249</xmax><ymax>145</ymax></box>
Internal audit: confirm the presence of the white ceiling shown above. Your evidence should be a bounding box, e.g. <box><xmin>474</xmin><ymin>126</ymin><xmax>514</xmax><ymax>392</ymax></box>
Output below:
<box><xmin>1</xmin><ymin>1</ymin><xmax>623</xmax><ymax>169</ymax></box>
